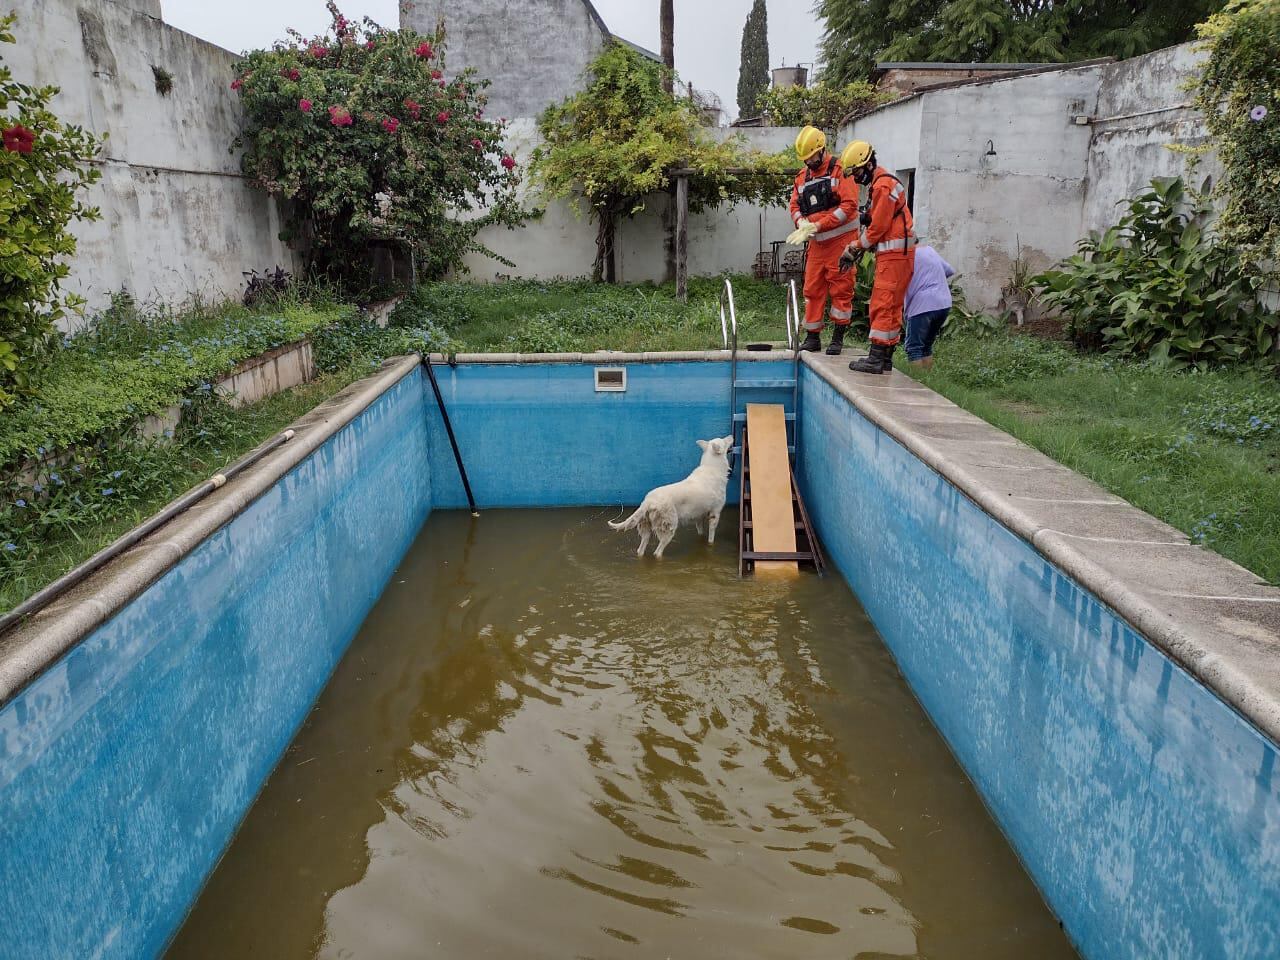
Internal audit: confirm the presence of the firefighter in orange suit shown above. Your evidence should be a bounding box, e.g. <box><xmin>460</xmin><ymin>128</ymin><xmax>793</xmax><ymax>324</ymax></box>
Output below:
<box><xmin>788</xmin><ymin>126</ymin><xmax>860</xmax><ymax>355</ymax></box>
<box><xmin>839</xmin><ymin>140</ymin><xmax>916</xmax><ymax>374</ymax></box>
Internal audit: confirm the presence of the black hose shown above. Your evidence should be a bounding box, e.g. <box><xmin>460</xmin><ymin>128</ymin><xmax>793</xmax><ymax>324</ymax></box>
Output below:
<box><xmin>0</xmin><ymin>429</ymin><xmax>297</xmax><ymax>638</ymax></box>
<box><xmin>421</xmin><ymin>356</ymin><xmax>479</xmax><ymax>517</ymax></box>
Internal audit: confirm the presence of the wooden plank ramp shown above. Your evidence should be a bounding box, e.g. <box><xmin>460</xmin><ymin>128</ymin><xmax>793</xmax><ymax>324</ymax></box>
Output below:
<box><xmin>745</xmin><ymin>403</ymin><xmax>799</xmax><ymax>578</ymax></box>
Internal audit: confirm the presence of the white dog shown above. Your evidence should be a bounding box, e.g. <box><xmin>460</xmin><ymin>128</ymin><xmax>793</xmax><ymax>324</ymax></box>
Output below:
<box><xmin>609</xmin><ymin>435</ymin><xmax>734</xmax><ymax>558</ymax></box>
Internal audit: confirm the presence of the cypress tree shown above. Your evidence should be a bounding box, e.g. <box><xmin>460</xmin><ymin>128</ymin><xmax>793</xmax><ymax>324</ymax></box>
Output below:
<box><xmin>737</xmin><ymin>0</ymin><xmax>770</xmax><ymax>119</ymax></box>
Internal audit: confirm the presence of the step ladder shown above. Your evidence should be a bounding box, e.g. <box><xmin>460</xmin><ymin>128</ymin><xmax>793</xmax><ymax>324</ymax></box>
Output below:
<box><xmin>719</xmin><ymin>279</ymin><xmax>826</xmax><ymax>579</ymax></box>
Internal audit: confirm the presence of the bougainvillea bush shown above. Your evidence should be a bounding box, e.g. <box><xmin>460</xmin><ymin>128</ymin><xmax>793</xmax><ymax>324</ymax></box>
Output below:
<box><xmin>232</xmin><ymin>2</ymin><xmax>523</xmax><ymax>291</ymax></box>
<box><xmin>0</xmin><ymin>12</ymin><xmax>102</xmax><ymax>409</ymax></box>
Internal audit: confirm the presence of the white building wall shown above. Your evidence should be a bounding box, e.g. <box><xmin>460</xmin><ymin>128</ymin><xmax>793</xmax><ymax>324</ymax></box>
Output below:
<box><xmin>6</xmin><ymin>0</ymin><xmax>293</xmax><ymax>319</ymax></box>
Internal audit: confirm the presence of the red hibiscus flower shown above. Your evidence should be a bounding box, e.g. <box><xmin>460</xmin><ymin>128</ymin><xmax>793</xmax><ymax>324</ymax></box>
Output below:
<box><xmin>310</xmin><ymin>44</ymin><xmax>329</xmax><ymax>58</ymax></box>
<box><xmin>299</xmin><ymin>98</ymin><xmax>313</xmax><ymax>112</ymax></box>
<box><xmin>328</xmin><ymin>105</ymin><xmax>353</xmax><ymax>127</ymax></box>
<box><xmin>431</xmin><ymin>69</ymin><xmax>443</xmax><ymax>80</ymax></box>
<box><xmin>366</xmin><ymin>40</ymin><xmax>376</xmax><ymax>51</ymax></box>
<box><xmin>415</xmin><ymin>42</ymin><xmax>434</xmax><ymax>58</ymax></box>
<box><xmin>382</xmin><ymin>117</ymin><xmax>400</xmax><ymax>133</ymax></box>
<box><xmin>501</xmin><ymin>155</ymin><xmax>516</xmax><ymax>170</ymax></box>
<box><xmin>2</xmin><ymin>125</ymin><xmax>35</xmax><ymax>155</ymax></box>
<box><xmin>230</xmin><ymin>77</ymin><xmax>243</xmax><ymax>91</ymax></box>
<box><xmin>436</xmin><ymin>110</ymin><xmax>450</xmax><ymax>124</ymax></box>
<box><xmin>470</xmin><ymin>138</ymin><xmax>484</xmax><ymax>150</ymax></box>
<box><xmin>403</xmin><ymin>98</ymin><xmax>421</xmax><ymax>119</ymax></box>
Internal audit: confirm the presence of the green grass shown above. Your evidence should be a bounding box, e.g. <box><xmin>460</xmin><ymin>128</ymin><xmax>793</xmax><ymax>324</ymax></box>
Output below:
<box><xmin>0</xmin><ymin>367</ymin><xmax>368</xmax><ymax>612</ymax></box>
<box><xmin>904</xmin><ymin>334</ymin><xmax>1280</xmax><ymax>584</ymax></box>
<box><xmin>391</xmin><ymin>275</ymin><xmax>796</xmax><ymax>353</ymax></box>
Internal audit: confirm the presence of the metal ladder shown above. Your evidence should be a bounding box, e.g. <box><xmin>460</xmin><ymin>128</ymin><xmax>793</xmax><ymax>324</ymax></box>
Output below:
<box><xmin>719</xmin><ymin>279</ymin><xmax>826</xmax><ymax>578</ymax></box>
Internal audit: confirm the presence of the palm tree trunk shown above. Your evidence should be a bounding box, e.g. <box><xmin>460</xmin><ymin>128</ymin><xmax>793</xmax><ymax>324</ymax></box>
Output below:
<box><xmin>660</xmin><ymin>0</ymin><xmax>675</xmax><ymax>94</ymax></box>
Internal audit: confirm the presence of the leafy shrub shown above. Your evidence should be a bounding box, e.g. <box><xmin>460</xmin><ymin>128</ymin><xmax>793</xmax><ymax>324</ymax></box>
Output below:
<box><xmin>1195</xmin><ymin>0</ymin><xmax>1280</xmax><ymax>264</ymax></box>
<box><xmin>311</xmin><ymin>311</ymin><xmax>456</xmax><ymax>371</ymax></box>
<box><xmin>0</xmin><ymin>12</ymin><xmax>103</xmax><ymax>408</ymax></box>
<box><xmin>939</xmin><ymin>281</ymin><xmax>1004</xmax><ymax>339</ymax></box>
<box><xmin>756</xmin><ymin>80</ymin><xmax>890</xmax><ymax>130</ymax></box>
<box><xmin>242</xmin><ymin>266</ymin><xmax>293</xmax><ymax>306</ymax></box>
<box><xmin>232</xmin><ymin>2</ymin><xmax>522</xmax><ymax>291</ymax></box>
<box><xmin>1033</xmin><ymin>177</ymin><xmax>1280</xmax><ymax>367</ymax></box>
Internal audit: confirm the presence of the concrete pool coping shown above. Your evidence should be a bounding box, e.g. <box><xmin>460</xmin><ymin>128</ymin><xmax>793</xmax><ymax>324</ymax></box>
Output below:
<box><xmin>2</xmin><ymin>348</ymin><xmax>1278</xmax><ymax>748</ymax></box>
<box><xmin>800</xmin><ymin>352</ymin><xmax>1280</xmax><ymax>747</ymax></box>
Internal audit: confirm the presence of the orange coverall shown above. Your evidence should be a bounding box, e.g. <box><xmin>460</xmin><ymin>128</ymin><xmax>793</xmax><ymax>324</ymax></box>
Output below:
<box><xmin>846</xmin><ymin>168</ymin><xmax>916</xmax><ymax>346</ymax></box>
<box><xmin>789</xmin><ymin>158</ymin><xmax>860</xmax><ymax>332</ymax></box>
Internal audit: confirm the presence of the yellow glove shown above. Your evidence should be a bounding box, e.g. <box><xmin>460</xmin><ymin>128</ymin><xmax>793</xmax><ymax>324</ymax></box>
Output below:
<box><xmin>787</xmin><ymin>219</ymin><xmax>819</xmax><ymax>245</ymax></box>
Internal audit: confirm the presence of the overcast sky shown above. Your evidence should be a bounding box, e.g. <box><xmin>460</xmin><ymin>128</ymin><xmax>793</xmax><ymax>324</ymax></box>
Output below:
<box><xmin>160</xmin><ymin>0</ymin><xmax>823</xmax><ymax>121</ymax></box>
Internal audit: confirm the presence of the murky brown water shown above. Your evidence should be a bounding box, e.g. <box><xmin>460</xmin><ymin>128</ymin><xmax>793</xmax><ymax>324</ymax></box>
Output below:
<box><xmin>168</xmin><ymin>509</ymin><xmax>1077</xmax><ymax>960</ymax></box>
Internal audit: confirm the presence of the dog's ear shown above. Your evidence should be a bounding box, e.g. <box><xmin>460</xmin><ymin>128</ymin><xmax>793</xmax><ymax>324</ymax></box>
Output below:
<box><xmin>722</xmin><ymin>435</ymin><xmax>734</xmax><ymax>451</ymax></box>
<box><xmin>696</xmin><ymin>439</ymin><xmax>708</xmax><ymax>451</ymax></box>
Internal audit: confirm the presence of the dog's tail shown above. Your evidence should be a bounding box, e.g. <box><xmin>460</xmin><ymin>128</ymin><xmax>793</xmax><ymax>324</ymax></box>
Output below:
<box><xmin>608</xmin><ymin>505</ymin><xmax>646</xmax><ymax>531</ymax></box>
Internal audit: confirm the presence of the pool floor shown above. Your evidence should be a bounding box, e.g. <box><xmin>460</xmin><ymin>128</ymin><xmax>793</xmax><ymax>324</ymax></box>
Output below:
<box><xmin>167</xmin><ymin>509</ymin><xmax>1077</xmax><ymax>959</ymax></box>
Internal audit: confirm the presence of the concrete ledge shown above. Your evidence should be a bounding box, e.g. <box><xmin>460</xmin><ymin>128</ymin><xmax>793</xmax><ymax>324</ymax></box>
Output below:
<box><xmin>0</xmin><ymin>356</ymin><xmax>422</xmax><ymax>708</ymax></box>
<box><xmin>802</xmin><ymin>352</ymin><xmax>1280</xmax><ymax>745</ymax></box>
<box><xmin>429</xmin><ymin>349</ymin><xmax>796</xmax><ymax>364</ymax></box>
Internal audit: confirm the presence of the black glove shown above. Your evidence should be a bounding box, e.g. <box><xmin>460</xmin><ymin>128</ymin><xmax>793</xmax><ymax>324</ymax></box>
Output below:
<box><xmin>838</xmin><ymin>247</ymin><xmax>858</xmax><ymax>273</ymax></box>
<box><xmin>859</xmin><ymin>210</ymin><xmax>872</xmax><ymax>227</ymax></box>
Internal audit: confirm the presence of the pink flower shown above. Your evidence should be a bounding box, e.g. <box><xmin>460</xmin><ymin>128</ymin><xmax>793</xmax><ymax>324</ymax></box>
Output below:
<box><xmin>431</xmin><ymin>69</ymin><xmax>443</xmax><ymax>80</ymax></box>
<box><xmin>281</xmin><ymin>68</ymin><xmax>301</xmax><ymax>81</ymax></box>
<box><xmin>501</xmin><ymin>155</ymin><xmax>516</xmax><ymax>170</ymax></box>
<box><xmin>403</xmin><ymin>98</ymin><xmax>421</xmax><ymax>119</ymax></box>
<box><xmin>299</xmin><ymin>98</ymin><xmax>313</xmax><ymax>112</ymax></box>
<box><xmin>2</xmin><ymin>125</ymin><xmax>35</xmax><ymax>155</ymax></box>
<box><xmin>470</xmin><ymin>138</ymin><xmax>484</xmax><ymax>150</ymax></box>
<box><xmin>310</xmin><ymin>44</ymin><xmax>329</xmax><ymax>58</ymax></box>
<box><xmin>382</xmin><ymin>117</ymin><xmax>400</xmax><ymax>133</ymax></box>
<box><xmin>336</xmin><ymin>15</ymin><xmax>348</xmax><ymax>32</ymax></box>
<box><xmin>415</xmin><ymin>41</ymin><xmax>434</xmax><ymax>58</ymax></box>
<box><xmin>230</xmin><ymin>77</ymin><xmax>243</xmax><ymax>91</ymax></box>
<box><xmin>366</xmin><ymin>40</ymin><xmax>376</xmax><ymax>51</ymax></box>
<box><xmin>436</xmin><ymin>110</ymin><xmax>450</xmax><ymax>124</ymax></box>
<box><xmin>328</xmin><ymin>105</ymin><xmax>353</xmax><ymax>127</ymax></box>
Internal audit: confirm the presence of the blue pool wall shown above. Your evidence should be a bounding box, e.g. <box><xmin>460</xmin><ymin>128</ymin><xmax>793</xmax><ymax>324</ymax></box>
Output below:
<box><xmin>798</xmin><ymin>365</ymin><xmax>1280</xmax><ymax>960</ymax></box>
<box><xmin>422</xmin><ymin>361</ymin><xmax>793</xmax><ymax>509</ymax></box>
<box><xmin>0</xmin><ymin>370</ymin><xmax>433</xmax><ymax>959</ymax></box>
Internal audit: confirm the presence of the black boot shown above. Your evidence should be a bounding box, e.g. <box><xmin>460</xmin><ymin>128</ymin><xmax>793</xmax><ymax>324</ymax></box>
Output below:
<box><xmin>800</xmin><ymin>331</ymin><xmax>822</xmax><ymax>352</ymax></box>
<box><xmin>849</xmin><ymin>342</ymin><xmax>895</xmax><ymax>374</ymax></box>
<box><xmin>825</xmin><ymin>324</ymin><xmax>847</xmax><ymax>355</ymax></box>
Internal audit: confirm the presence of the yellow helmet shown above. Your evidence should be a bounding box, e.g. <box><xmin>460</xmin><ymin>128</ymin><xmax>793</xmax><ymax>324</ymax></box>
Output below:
<box><xmin>795</xmin><ymin>126</ymin><xmax>826</xmax><ymax>162</ymax></box>
<box><xmin>840</xmin><ymin>140</ymin><xmax>874</xmax><ymax>171</ymax></box>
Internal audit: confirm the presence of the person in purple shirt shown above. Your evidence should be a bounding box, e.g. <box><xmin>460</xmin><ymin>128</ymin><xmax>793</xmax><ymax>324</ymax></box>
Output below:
<box><xmin>902</xmin><ymin>245</ymin><xmax>955</xmax><ymax>367</ymax></box>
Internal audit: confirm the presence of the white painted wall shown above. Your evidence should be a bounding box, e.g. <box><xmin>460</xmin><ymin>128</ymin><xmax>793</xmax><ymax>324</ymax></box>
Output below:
<box><xmin>6</xmin><ymin>0</ymin><xmax>292</xmax><ymax>320</ymax></box>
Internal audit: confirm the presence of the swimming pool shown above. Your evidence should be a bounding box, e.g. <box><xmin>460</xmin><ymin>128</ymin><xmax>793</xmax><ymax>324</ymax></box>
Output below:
<box><xmin>1</xmin><ymin>354</ymin><xmax>1277</xmax><ymax>958</ymax></box>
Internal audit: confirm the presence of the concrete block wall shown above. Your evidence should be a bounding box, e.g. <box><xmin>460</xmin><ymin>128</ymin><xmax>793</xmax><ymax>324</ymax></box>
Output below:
<box><xmin>1082</xmin><ymin>44</ymin><xmax>1219</xmax><ymax>237</ymax></box>
<box><xmin>6</xmin><ymin>0</ymin><xmax>293</xmax><ymax>320</ymax></box>
<box><xmin>400</xmin><ymin>0</ymin><xmax>609</xmax><ymax>122</ymax></box>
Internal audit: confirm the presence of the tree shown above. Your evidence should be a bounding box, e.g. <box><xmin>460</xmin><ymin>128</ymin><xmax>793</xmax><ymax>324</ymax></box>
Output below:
<box><xmin>232</xmin><ymin>2</ymin><xmax>522</xmax><ymax>293</ymax></box>
<box><xmin>530</xmin><ymin>43</ymin><xmax>792</xmax><ymax>282</ymax></box>
<box><xmin>757</xmin><ymin>80</ymin><xmax>888</xmax><ymax>129</ymax></box>
<box><xmin>660</xmin><ymin>0</ymin><xmax>675</xmax><ymax>94</ymax></box>
<box><xmin>737</xmin><ymin>0</ymin><xmax>770</xmax><ymax>119</ymax></box>
<box><xmin>0</xmin><ymin>12</ymin><xmax>102</xmax><ymax>408</ymax></box>
<box><xmin>817</xmin><ymin>0</ymin><xmax>1228</xmax><ymax>86</ymax></box>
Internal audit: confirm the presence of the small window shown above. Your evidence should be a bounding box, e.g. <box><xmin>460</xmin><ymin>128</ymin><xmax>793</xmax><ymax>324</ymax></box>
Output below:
<box><xmin>595</xmin><ymin>367</ymin><xmax>627</xmax><ymax>392</ymax></box>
